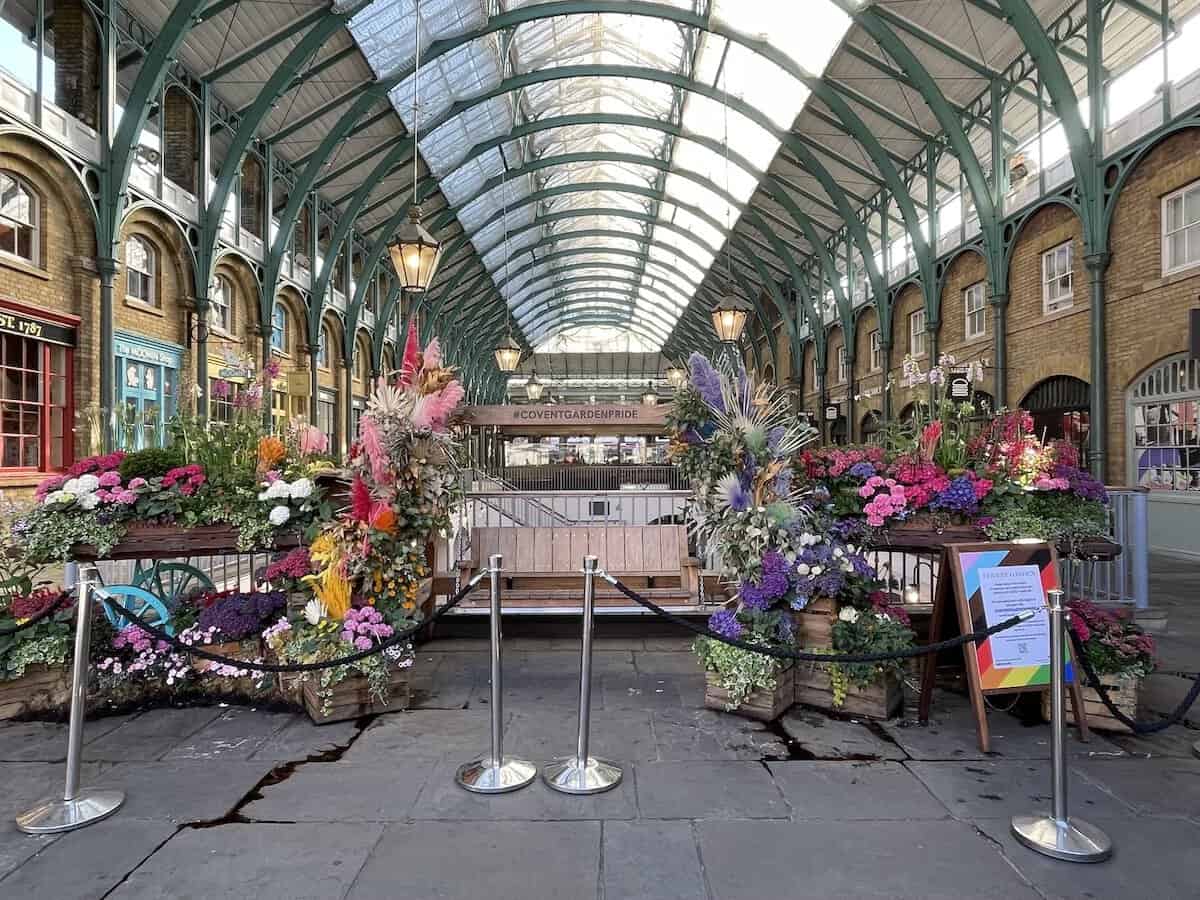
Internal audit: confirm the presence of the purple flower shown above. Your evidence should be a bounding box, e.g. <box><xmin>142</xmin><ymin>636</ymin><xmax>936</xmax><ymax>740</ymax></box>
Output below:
<box><xmin>719</xmin><ymin>473</ymin><xmax>751</xmax><ymax>512</ymax></box>
<box><xmin>848</xmin><ymin>461</ymin><xmax>876</xmax><ymax>478</ymax></box>
<box><xmin>197</xmin><ymin>591</ymin><xmax>286</xmax><ymax>640</ymax></box>
<box><xmin>354</xmin><ymin>636</ymin><xmax>372</xmax><ymax>651</ymax></box>
<box><xmin>930</xmin><ymin>476</ymin><xmax>980</xmax><ymax>513</ymax></box>
<box><xmin>767</xmin><ymin>427</ymin><xmax>785</xmax><ymax>453</ymax></box>
<box><xmin>211</xmin><ymin>379</ymin><xmax>232</xmax><ymax>399</ymax></box>
<box><xmin>688</xmin><ymin>352</ymin><xmax>725</xmax><ymax>412</ymax></box>
<box><xmin>1055</xmin><ymin>463</ymin><xmax>1108</xmax><ymax>502</ymax></box>
<box><xmin>709</xmin><ymin>610</ymin><xmax>744</xmax><ymax>640</ymax></box>
<box><xmin>739</xmin><ymin>551</ymin><xmax>791</xmax><ymax>610</ymax></box>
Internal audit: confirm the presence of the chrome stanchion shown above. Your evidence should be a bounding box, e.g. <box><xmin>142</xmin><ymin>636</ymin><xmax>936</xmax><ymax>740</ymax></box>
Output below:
<box><xmin>544</xmin><ymin>556</ymin><xmax>622</xmax><ymax>794</ymax></box>
<box><xmin>17</xmin><ymin>564</ymin><xmax>124</xmax><ymax>834</ymax></box>
<box><xmin>456</xmin><ymin>554</ymin><xmax>536</xmax><ymax>793</ymax></box>
<box><xmin>1011</xmin><ymin>588</ymin><xmax>1112</xmax><ymax>862</ymax></box>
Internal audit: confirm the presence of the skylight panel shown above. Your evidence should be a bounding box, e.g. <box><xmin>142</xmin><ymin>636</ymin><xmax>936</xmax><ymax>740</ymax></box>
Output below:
<box><xmin>419</xmin><ymin>97</ymin><xmax>514</xmax><ymax>175</ymax></box>
<box><xmin>389</xmin><ymin>38</ymin><xmax>502</xmax><ymax>129</ymax></box>
<box><xmin>457</xmin><ymin>175</ymin><xmax>531</xmax><ymax>232</ymax></box>
<box><xmin>349</xmin><ymin>0</ymin><xmax>484</xmax><ymax>79</ymax></box>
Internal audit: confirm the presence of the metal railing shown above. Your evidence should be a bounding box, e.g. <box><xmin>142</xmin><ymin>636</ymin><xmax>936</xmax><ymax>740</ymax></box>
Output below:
<box><xmin>1060</xmin><ymin>487</ymin><xmax>1149</xmax><ymax>610</ymax></box>
<box><xmin>481</xmin><ymin>464</ymin><xmax>686</xmax><ymax>492</ymax></box>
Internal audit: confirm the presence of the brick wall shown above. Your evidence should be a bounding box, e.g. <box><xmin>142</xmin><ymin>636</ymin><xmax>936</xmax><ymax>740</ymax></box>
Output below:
<box><xmin>240</xmin><ymin>157</ymin><xmax>263</xmax><ymax>237</ymax></box>
<box><xmin>52</xmin><ymin>0</ymin><xmax>99</xmax><ymax>128</ymax></box>
<box><xmin>162</xmin><ymin>89</ymin><xmax>197</xmax><ymax>195</ymax></box>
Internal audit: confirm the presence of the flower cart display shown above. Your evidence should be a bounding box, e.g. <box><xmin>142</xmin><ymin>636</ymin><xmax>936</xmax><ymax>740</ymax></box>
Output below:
<box><xmin>1041</xmin><ymin>599</ymin><xmax>1156</xmax><ymax>732</ymax></box>
<box><xmin>669</xmin><ymin>353</ymin><xmax>910</xmax><ymax>720</ymax></box>
<box><xmin>269</xmin><ymin>328</ymin><xmax>465</xmax><ymax>723</ymax></box>
<box><xmin>0</xmin><ymin>587</ymin><xmax>74</xmax><ymax>718</ymax></box>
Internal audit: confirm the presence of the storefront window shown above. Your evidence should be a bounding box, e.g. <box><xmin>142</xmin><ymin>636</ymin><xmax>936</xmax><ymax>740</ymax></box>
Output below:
<box><xmin>317</xmin><ymin>391</ymin><xmax>337</xmax><ymax>450</ymax></box>
<box><xmin>351</xmin><ymin>397</ymin><xmax>365</xmax><ymax>441</ymax></box>
<box><xmin>0</xmin><ymin>172</ymin><xmax>37</xmax><ymax>263</ymax></box>
<box><xmin>0</xmin><ymin>330</ymin><xmax>71</xmax><ymax>471</ymax></box>
<box><xmin>1129</xmin><ymin>355</ymin><xmax>1200</xmax><ymax>492</ymax></box>
<box><xmin>115</xmin><ymin>334</ymin><xmax>180</xmax><ymax>450</ymax></box>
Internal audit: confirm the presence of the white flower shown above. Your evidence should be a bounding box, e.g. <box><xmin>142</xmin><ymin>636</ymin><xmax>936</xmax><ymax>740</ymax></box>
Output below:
<box><xmin>264</xmin><ymin>480</ymin><xmax>292</xmax><ymax>501</ymax></box>
<box><xmin>75</xmin><ymin>474</ymin><xmax>100</xmax><ymax>493</ymax></box>
<box><xmin>799</xmin><ymin>532</ymin><xmax>818</xmax><ymax>547</ymax></box>
<box><xmin>61</xmin><ymin>478</ymin><xmax>81</xmax><ymax>494</ymax></box>
<box><xmin>838</xmin><ymin>607</ymin><xmax>860</xmax><ymax>623</ymax></box>
<box><xmin>77</xmin><ymin>493</ymin><xmax>100</xmax><ymax>510</ymax></box>
<box><xmin>268</xmin><ymin>505</ymin><xmax>291</xmax><ymax>526</ymax></box>
<box><xmin>289</xmin><ymin>478</ymin><xmax>314</xmax><ymax>500</ymax></box>
<box><xmin>43</xmin><ymin>490</ymin><xmax>69</xmax><ymax>506</ymax></box>
<box><xmin>811</xmin><ymin>565</ymin><xmax>823</xmax><ymax>576</ymax></box>
<box><xmin>303</xmin><ymin>598</ymin><xmax>327</xmax><ymax>625</ymax></box>
<box><xmin>796</xmin><ymin>563</ymin><xmax>811</xmax><ymax>576</ymax></box>
<box><xmin>833</xmin><ymin>547</ymin><xmax>844</xmax><ymax>558</ymax></box>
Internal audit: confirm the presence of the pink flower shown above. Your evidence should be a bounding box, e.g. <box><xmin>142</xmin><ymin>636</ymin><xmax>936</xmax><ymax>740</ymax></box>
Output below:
<box><xmin>263</xmin><ymin>358</ymin><xmax>282</xmax><ymax>380</ymax></box>
<box><xmin>296</xmin><ymin>424</ymin><xmax>328</xmax><ymax>456</ymax></box>
<box><xmin>115</xmin><ymin>490</ymin><xmax>136</xmax><ymax>505</ymax></box>
<box><xmin>98</xmin><ymin>471</ymin><xmax>121</xmax><ymax>488</ymax></box>
<box><xmin>353</xmin><ymin>636</ymin><xmax>373</xmax><ymax>651</ymax></box>
<box><xmin>128</xmin><ymin>477</ymin><xmax>147</xmax><ymax>490</ymax></box>
<box><xmin>858</xmin><ymin>485</ymin><xmax>874</xmax><ymax>499</ymax></box>
<box><xmin>211</xmin><ymin>379</ymin><xmax>232</xmax><ymax>399</ymax></box>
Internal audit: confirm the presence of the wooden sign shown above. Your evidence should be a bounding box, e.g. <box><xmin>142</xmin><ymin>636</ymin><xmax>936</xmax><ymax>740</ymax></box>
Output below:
<box><xmin>918</xmin><ymin>541</ymin><xmax>1089</xmax><ymax>752</ymax></box>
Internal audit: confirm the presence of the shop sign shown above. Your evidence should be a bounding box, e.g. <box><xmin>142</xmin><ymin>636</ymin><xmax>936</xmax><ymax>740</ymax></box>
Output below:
<box><xmin>217</xmin><ymin>365</ymin><xmax>254</xmax><ymax>382</ymax></box>
<box><xmin>467</xmin><ymin>403</ymin><xmax>668</xmax><ymax>428</ymax></box>
<box><xmin>115</xmin><ymin>334</ymin><xmax>182</xmax><ymax>369</ymax></box>
<box><xmin>824</xmin><ymin>404</ymin><xmax>840</xmax><ymax>421</ymax></box>
<box><xmin>0</xmin><ymin>310</ymin><xmax>75</xmax><ymax>346</ymax></box>
<box><xmin>287</xmin><ymin>370</ymin><xmax>312</xmax><ymax>395</ymax></box>
<box><xmin>949</xmin><ymin>372</ymin><xmax>971</xmax><ymax>400</ymax></box>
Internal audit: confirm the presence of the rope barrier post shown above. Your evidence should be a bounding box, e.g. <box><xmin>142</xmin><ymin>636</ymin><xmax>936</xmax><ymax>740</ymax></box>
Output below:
<box><xmin>17</xmin><ymin>564</ymin><xmax>124</xmax><ymax>834</ymax></box>
<box><xmin>456</xmin><ymin>554</ymin><xmax>536</xmax><ymax>793</ymax></box>
<box><xmin>544</xmin><ymin>556</ymin><xmax>622</xmax><ymax>795</ymax></box>
<box><xmin>1011</xmin><ymin>589</ymin><xmax>1112</xmax><ymax>862</ymax></box>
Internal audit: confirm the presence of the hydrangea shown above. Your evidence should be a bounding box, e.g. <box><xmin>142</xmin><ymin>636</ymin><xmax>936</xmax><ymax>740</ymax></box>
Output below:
<box><xmin>929</xmin><ymin>475</ymin><xmax>980</xmax><ymax>513</ymax></box>
<box><xmin>848</xmin><ymin>461</ymin><xmax>876</xmax><ymax>478</ymax></box>
<box><xmin>708</xmin><ymin>609</ymin><xmax>744</xmax><ymax>640</ymax></box>
<box><xmin>739</xmin><ymin>550</ymin><xmax>790</xmax><ymax>610</ymax></box>
<box><xmin>268</xmin><ymin>505</ymin><xmax>291</xmax><ymax>526</ymax></box>
<box><xmin>197</xmin><ymin>590</ymin><xmax>287</xmax><ymax>641</ymax></box>
<box><xmin>289</xmin><ymin>478</ymin><xmax>314</xmax><ymax>500</ymax></box>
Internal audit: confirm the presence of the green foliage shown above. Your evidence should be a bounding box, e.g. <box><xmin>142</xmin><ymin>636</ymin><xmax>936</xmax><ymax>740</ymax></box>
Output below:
<box><xmin>983</xmin><ymin>492</ymin><xmax>1108</xmax><ymax>546</ymax></box>
<box><xmin>19</xmin><ymin>506</ymin><xmax>127</xmax><ymax>562</ymax></box>
<box><xmin>117</xmin><ymin>447</ymin><xmax>184</xmax><ymax>482</ymax></box>
<box><xmin>694</xmin><ymin>634</ymin><xmax>784</xmax><ymax>710</ymax></box>
<box><xmin>666</xmin><ymin>387</ymin><xmax>711</xmax><ymax>431</ymax></box>
<box><xmin>0</xmin><ymin>632</ymin><xmax>69</xmax><ymax>680</ymax></box>
<box><xmin>830</xmin><ymin>611</ymin><xmax>914</xmax><ymax>691</ymax></box>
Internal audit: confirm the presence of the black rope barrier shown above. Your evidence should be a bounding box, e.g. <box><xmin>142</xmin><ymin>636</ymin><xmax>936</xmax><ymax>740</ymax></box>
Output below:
<box><xmin>0</xmin><ymin>592</ymin><xmax>72</xmax><ymax>636</ymax></box>
<box><xmin>95</xmin><ymin>573</ymin><xmax>483</xmax><ymax>674</ymax></box>
<box><xmin>601</xmin><ymin>572</ymin><xmax>1034</xmax><ymax>665</ymax></box>
<box><xmin>1066</xmin><ymin>627</ymin><xmax>1200</xmax><ymax>735</ymax></box>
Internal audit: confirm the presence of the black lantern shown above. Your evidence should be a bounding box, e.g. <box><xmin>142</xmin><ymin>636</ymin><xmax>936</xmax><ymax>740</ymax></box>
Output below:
<box><xmin>711</xmin><ymin>293</ymin><xmax>751</xmax><ymax>343</ymax></box>
<box><xmin>388</xmin><ymin>206</ymin><xmax>443</xmax><ymax>293</ymax></box>
<box><xmin>494</xmin><ymin>335</ymin><xmax>522</xmax><ymax>373</ymax></box>
<box><xmin>641</xmin><ymin>382</ymin><xmax>658</xmax><ymax>406</ymax></box>
<box><xmin>525</xmin><ymin>371</ymin><xmax>545</xmax><ymax>402</ymax></box>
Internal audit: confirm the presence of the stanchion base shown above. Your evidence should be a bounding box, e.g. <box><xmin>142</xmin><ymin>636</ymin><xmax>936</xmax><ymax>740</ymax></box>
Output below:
<box><xmin>455</xmin><ymin>757</ymin><xmax>537</xmax><ymax>794</ymax></box>
<box><xmin>1010</xmin><ymin>814</ymin><xmax>1113</xmax><ymax>862</ymax></box>
<box><xmin>543</xmin><ymin>756</ymin><xmax>622</xmax><ymax>795</ymax></box>
<box><xmin>1192</xmin><ymin>739</ymin><xmax>1200</xmax><ymax>760</ymax></box>
<box><xmin>16</xmin><ymin>788</ymin><xmax>125</xmax><ymax>834</ymax></box>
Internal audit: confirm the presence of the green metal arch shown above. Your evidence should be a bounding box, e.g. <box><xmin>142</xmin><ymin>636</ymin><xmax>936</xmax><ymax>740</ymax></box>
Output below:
<box><xmin>511</xmin><ymin>275</ymin><xmax>691</xmax><ymax>319</ymax></box>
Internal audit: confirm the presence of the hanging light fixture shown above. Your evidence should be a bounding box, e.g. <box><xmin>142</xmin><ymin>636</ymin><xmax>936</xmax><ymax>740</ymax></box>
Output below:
<box><xmin>641</xmin><ymin>381</ymin><xmax>658</xmax><ymax>406</ymax></box>
<box><xmin>494</xmin><ymin>333</ymin><xmax>522</xmax><ymax>373</ymax></box>
<box><xmin>387</xmin><ymin>0</ymin><xmax>443</xmax><ymax>294</ymax></box>
<box><xmin>490</xmin><ymin>128</ymin><xmax>523</xmax><ymax>374</ymax></box>
<box><xmin>665</xmin><ymin>362</ymin><xmax>687</xmax><ymax>389</ymax></box>
<box><xmin>710</xmin><ymin>56</ymin><xmax>749</xmax><ymax>347</ymax></box>
<box><xmin>525</xmin><ymin>370</ymin><xmax>545</xmax><ymax>402</ymax></box>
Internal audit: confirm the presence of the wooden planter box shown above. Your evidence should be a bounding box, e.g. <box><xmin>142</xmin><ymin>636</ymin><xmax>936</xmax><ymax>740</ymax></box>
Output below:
<box><xmin>0</xmin><ymin>664</ymin><xmax>71</xmax><ymax>719</ymax></box>
<box><xmin>1042</xmin><ymin>674</ymin><xmax>1139</xmax><ymax>733</ymax></box>
<box><xmin>876</xmin><ymin>520</ymin><xmax>982</xmax><ymax>551</ymax></box>
<box><xmin>793</xmin><ymin>663</ymin><xmax>903</xmax><ymax>719</ymax></box>
<box><xmin>793</xmin><ymin>596</ymin><xmax>836</xmax><ymax>649</ymax></box>
<box><xmin>703</xmin><ymin>664</ymin><xmax>795</xmax><ymax>722</ymax></box>
<box><xmin>301</xmin><ymin>666</ymin><xmax>411</xmax><ymax>725</ymax></box>
<box><xmin>72</xmin><ymin>524</ymin><xmax>303</xmax><ymax>561</ymax></box>
<box><xmin>192</xmin><ymin>638</ymin><xmax>263</xmax><ymax>674</ymax></box>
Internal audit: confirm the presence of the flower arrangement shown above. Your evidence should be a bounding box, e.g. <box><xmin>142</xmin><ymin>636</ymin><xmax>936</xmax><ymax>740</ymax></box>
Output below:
<box><xmin>1068</xmin><ymin>600</ymin><xmax>1156</xmax><ymax>679</ymax></box>
<box><xmin>0</xmin><ymin>587</ymin><xmax>75</xmax><ymax>681</ymax></box>
<box><xmin>194</xmin><ymin>590</ymin><xmax>287</xmax><ymax>642</ymax></box>
<box><xmin>825</xmin><ymin>600</ymin><xmax>916</xmax><ymax>706</ymax></box>
<box><xmin>261</xmin><ymin>547</ymin><xmax>314</xmax><ymax>594</ymax></box>
<box><xmin>95</xmin><ymin>624</ymin><xmax>191</xmax><ymax>687</ymax></box>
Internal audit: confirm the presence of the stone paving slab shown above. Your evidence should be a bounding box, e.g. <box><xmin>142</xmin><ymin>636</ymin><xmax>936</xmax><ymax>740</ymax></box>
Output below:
<box><xmin>0</xmin><ymin>816</ymin><xmax>175</xmax><ymax>900</ymax></box>
<box><xmin>411</xmin><ymin>757</ymin><xmax>637</xmax><ymax>821</ymax></box>
<box><xmin>696</xmin><ymin>819</ymin><xmax>1041</xmax><ymax>899</ymax></box>
<box><xmin>633</xmin><ymin>651</ymin><xmax>705</xmax><ymax>676</ymax></box>
<box><xmin>976</xmin><ymin>815</ymin><xmax>1200</xmax><ymax>900</ymax></box>
<box><xmin>599</xmin><ymin>674</ymin><xmax>688</xmax><ymax>711</ymax></box>
<box><xmin>769</xmin><ymin>761</ymin><xmax>951</xmax><ymax>821</ymax></box>
<box><xmin>634</xmin><ymin>761</ymin><xmax>789</xmax><ymax>820</ymax></box>
<box><xmin>1108</xmin><ymin>724</ymin><xmax>1200</xmax><ymax>758</ymax></box>
<box><xmin>1074</xmin><ymin>757</ymin><xmax>1200</xmax><ymax>820</ymax></box>
<box><xmin>161</xmin><ymin>708</ymin><xmax>295</xmax><ymax>761</ymax></box>
<box><xmin>100</xmin><ymin>760</ymin><xmax>276</xmax><ymax>823</ymax></box>
<box><xmin>0</xmin><ymin>715</ymin><xmax>132</xmax><ymax>762</ymax></box>
<box><xmin>346</xmin><ymin>820</ymin><xmax>600</xmax><ymax>900</ymax></box>
<box><xmin>504</xmin><ymin>707</ymin><xmax>658</xmax><ymax>764</ymax></box>
<box><xmin>602</xmin><ymin>821</ymin><xmax>706</xmax><ymax>900</ymax></box>
<box><xmin>343</xmin><ymin>710</ymin><xmax>492</xmax><ymax>762</ymax></box>
<box><xmin>905</xmin><ymin>759</ymin><xmax>1136</xmax><ymax>821</ymax></box>
<box><xmin>249</xmin><ymin>715</ymin><xmax>360</xmax><ymax>762</ymax></box>
<box><xmin>111</xmin><ymin>822</ymin><xmax>384</xmax><ymax>900</ymax></box>
<box><xmin>650</xmin><ymin>707</ymin><xmax>786</xmax><ymax>762</ymax></box>
<box><xmin>83</xmin><ymin>707</ymin><xmax>226</xmax><ymax>761</ymax></box>
<box><xmin>243</xmin><ymin>760</ymin><xmax>440</xmax><ymax>823</ymax></box>
<box><xmin>780</xmin><ymin>709</ymin><xmax>909</xmax><ymax>760</ymax></box>
<box><xmin>880</xmin><ymin>710</ymin><xmax>1124</xmax><ymax>762</ymax></box>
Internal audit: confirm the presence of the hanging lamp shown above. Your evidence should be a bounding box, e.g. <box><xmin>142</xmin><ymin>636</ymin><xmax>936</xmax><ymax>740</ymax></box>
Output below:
<box><xmin>641</xmin><ymin>381</ymin><xmax>658</xmax><ymax>406</ymax></box>
<box><xmin>665</xmin><ymin>362</ymin><xmax>687</xmax><ymax>389</ymax></box>
<box><xmin>387</xmin><ymin>0</ymin><xmax>442</xmax><ymax>293</ymax></box>
<box><xmin>525</xmin><ymin>370</ymin><xmax>545</xmax><ymax>402</ymax></box>
<box><xmin>494</xmin><ymin>333</ymin><xmax>522</xmax><ymax>373</ymax></box>
<box><xmin>710</xmin><ymin>56</ymin><xmax>748</xmax><ymax>346</ymax></box>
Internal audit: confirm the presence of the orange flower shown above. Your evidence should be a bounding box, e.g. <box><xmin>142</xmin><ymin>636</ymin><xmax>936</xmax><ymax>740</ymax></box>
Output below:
<box><xmin>258</xmin><ymin>435</ymin><xmax>286</xmax><ymax>470</ymax></box>
<box><xmin>369</xmin><ymin>502</ymin><xmax>397</xmax><ymax>534</ymax></box>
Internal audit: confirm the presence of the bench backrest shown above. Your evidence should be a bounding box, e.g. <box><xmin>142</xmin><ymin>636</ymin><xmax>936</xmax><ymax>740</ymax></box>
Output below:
<box><xmin>470</xmin><ymin>525</ymin><xmax>688</xmax><ymax>576</ymax></box>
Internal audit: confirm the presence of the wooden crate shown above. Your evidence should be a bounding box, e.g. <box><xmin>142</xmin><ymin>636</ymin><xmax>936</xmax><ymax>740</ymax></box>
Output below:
<box><xmin>793</xmin><ymin>663</ymin><xmax>903</xmax><ymax>720</ymax></box>
<box><xmin>72</xmin><ymin>524</ymin><xmax>302</xmax><ymax>561</ymax></box>
<box><xmin>192</xmin><ymin>638</ymin><xmax>263</xmax><ymax>674</ymax></box>
<box><xmin>301</xmin><ymin>667</ymin><xmax>411</xmax><ymax>725</ymax></box>
<box><xmin>1041</xmin><ymin>675</ymin><xmax>1139</xmax><ymax>733</ymax></box>
<box><xmin>793</xmin><ymin>596</ymin><xmax>836</xmax><ymax>649</ymax></box>
<box><xmin>703</xmin><ymin>665</ymin><xmax>795</xmax><ymax>722</ymax></box>
<box><xmin>0</xmin><ymin>664</ymin><xmax>71</xmax><ymax>719</ymax></box>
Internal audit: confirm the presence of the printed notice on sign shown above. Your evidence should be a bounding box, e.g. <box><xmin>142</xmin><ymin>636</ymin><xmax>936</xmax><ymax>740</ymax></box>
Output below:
<box><xmin>977</xmin><ymin>564</ymin><xmax>1050</xmax><ymax>669</ymax></box>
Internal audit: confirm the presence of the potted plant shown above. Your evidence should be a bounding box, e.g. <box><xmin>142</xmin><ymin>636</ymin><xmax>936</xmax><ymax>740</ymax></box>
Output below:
<box><xmin>179</xmin><ymin>589</ymin><xmax>287</xmax><ymax>675</ymax></box>
<box><xmin>697</xmin><ymin>617</ymin><xmax>794</xmax><ymax>721</ymax></box>
<box><xmin>0</xmin><ymin>587</ymin><xmax>75</xmax><ymax>719</ymax></box>
<box><xmin>1041</xmin><ymin>599</ymin><xmax>1155</xmax><ymax>732</ymax></box>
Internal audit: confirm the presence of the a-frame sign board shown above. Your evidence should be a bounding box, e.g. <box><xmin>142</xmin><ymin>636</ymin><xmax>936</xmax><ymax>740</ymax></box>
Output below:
<box><xmin>917</xmin><ymin>541</ymin><xmax>1090</xmax><ymax>752</ymax></box>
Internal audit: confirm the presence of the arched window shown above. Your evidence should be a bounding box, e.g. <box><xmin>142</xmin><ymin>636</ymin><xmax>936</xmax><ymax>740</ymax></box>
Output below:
<box><xmin>1020</xmin><ymin>375</ymin><xmax>1090</xmax><ymax>466</ymax></box>
<box><xmin>271</xmin><ymin>304</ymin><xmax>289</xmax><ymax>353</ymax></box>
<box><xmin>125</xmin><ymin>236</ymin><xmax>157</xmax><ymax>306</ymax></box>
<box><xmin>355</xmin><ymin>343</ymin><xmax>370</xmax><ymax>385</ymax></box>
<box><xmin>1128</xmin><ymin>355</ymin><xmax>1200</xmax><ymax>493</ymax></box>
<box><xmin>210</xmin><ymin>275</ymin><xmax>233</xmax><ymax>333</ymax></box>
<box><xmin>0</xmin><ymin>172</ymin><xmax>37</xmax><ymax>263</ymax></box>
<box><xmin>318</xmin><ymin>322</ymin><xmax>331</xmax><ymax>369</ymax></box>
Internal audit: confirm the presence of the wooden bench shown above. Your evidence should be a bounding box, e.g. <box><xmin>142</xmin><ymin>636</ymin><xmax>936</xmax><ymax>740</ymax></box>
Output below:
<box><xmin>456</xmin><ymin>525</ymin><xmax>701</xmax><ymax>609</ymax></box>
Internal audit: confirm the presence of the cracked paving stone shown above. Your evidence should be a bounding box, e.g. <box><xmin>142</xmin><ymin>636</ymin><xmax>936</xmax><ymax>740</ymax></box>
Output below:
<box><xmin>779</xmin><ymin>709</ymin><xmax>908</xmax><ymax>760</ymax></box>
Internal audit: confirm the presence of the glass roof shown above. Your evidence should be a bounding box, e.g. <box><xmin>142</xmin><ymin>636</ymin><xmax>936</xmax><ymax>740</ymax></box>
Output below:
<box><xmin>348</xmin><ymin>0</ymin><xmax>854</xmax><ymax>350</ymax></box>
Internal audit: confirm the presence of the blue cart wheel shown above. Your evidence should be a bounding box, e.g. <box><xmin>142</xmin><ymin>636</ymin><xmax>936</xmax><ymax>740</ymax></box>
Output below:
<box><xmin>133</xmin><ymin>562</ymin><xmax>214</xmax><ymax>610</ymax></box>
<box><xmin>96</xmin><ymin>585</ymin><xmax>175</xmax><ymax>635</ymax></box>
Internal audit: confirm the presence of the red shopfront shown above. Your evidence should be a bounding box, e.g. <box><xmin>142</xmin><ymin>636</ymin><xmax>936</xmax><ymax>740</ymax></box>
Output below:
<box><xmin>0</xmin><ymin>300</ymin><xmax>76</xmax><ymax>480</ymax></box>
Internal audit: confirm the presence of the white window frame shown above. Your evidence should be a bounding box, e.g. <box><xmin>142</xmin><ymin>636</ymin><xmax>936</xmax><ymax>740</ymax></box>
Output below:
<box><xmin>869</xmin><ymin>330</ymin><xmax>882</xmax><ymax>372</ymax></box>
<box><xmin>271</xmin><ymin>304</ymin><xmax>288</xmax><ymax>353</ymax></box>
<box><xmin>1162</xmin><ymin>180</ymin><xmax>1200</xmax><ymax>276</ymax></box>
<box><xmin>964</xmin><ymin>282</ymin><xmax>986</xmax><ymax>340</ymax></box>
<box><xmin>909</xmin><ymin>309</ymin><xmax>926</xmax><ymax>358</ymax></box>
<box><xmin>1041</xmin><ymin>241</ymin><xmax>1074</xmax><ymax>314</ymax></box>
<box><xmin>318</xmin><ymin>323</ymin><xmax>331</xmax><ymax>370</ymax></box>
<box><xmin>125</xmin><ymin>236</ymin><xmax>157</xmax><ymax>307</ymax></box>
<box><xmin>210</xmin><ymin>275</ymin><xmax>233</xmax><ymax>334</ymax></box>
<box><xmin>837</xmin><ymin>347</ymin><xmax>848</xmax><ymax>384</ymax></box>
<box><xmin>812</xmin><ymin>354</ymin><xmax>819</xmax><ymax>385</ymax></box>
<box><xmin>0</xmin><ymin>172</ymin><xmax>38</xmax><ymax>264</ymax></box>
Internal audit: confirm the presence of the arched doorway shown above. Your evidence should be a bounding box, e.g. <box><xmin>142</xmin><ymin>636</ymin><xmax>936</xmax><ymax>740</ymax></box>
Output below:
<box><xmin>861</xmin><ymin>409</ymin><xmax>883</xmax><ymax>445</ymax></box>
<box><xmin>1020</xmin><ymin>376</ymin><xmax>1090</xmax><ymax>464</ymax></box>
<box><xmin>1128</xmin><ymin>355</ymin><xmax>1200</xmax><ymax>492</ymax></box>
